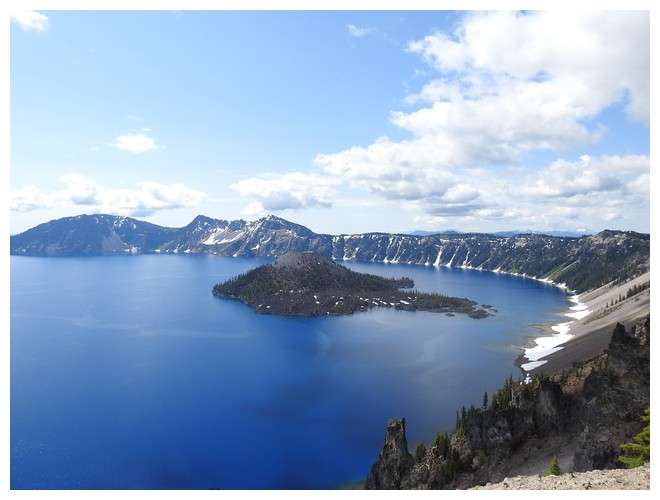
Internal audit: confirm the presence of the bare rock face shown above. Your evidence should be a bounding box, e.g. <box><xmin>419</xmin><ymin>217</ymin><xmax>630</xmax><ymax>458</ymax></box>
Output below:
<box><xmin>533</xmin><ymin>378</ymin><xmax>564</xmax><ymax>434</ymax></box>
<box><xmin>364</xmin><ymin>418</ymin><xmax>414</xmax><ymax>489</ymax></box>
<box><xmin>364</xmin><ymin>316</ymin><xmax>650</xmax><ymax>489</ymax></box>
<box><xmin>572</xmin><ymin>318</ymin><xmax>650</xmax><ymax>472</ymax></box>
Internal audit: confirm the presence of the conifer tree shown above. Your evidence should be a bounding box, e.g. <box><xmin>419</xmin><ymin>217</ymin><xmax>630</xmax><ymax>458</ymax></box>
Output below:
<box><xmin>545</xmin><ymin>455</ymin><xmax>562</xmax><ymax>476</ymax></box>
<box><xmin>619</xmin><ymin>408</ymin><xmax>650</xmax><ymax>468</ymax></box>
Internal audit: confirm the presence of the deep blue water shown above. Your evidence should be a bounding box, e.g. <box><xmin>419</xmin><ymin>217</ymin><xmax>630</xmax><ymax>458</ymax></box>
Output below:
<box><xmin>10</xmin><ymin>254</ymin><xmax>569</xmax><ymax>489</ymax></box>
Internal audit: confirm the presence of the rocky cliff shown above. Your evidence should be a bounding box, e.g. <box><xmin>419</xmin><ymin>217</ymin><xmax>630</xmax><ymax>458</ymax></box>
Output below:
<box><xmin>364</xmin><ymin>315</ymin><xmax>650</xmax><ymax>489</ymax></box>
<box><xmin>363</xmin><ymin>418</ymin><xmax>415</xmax><ymax>490</ymax></box>
<box><xmin>10</xmin><ymin>214</ymin><xmax>650</xmax><ymax>294</ymax></box>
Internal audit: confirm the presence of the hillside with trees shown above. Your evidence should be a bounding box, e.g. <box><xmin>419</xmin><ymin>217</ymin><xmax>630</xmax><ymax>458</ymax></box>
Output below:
<box><xmin>212</xmin><ymin>251</ymin><xmax>489</xmax><ymax>317</ymax></box>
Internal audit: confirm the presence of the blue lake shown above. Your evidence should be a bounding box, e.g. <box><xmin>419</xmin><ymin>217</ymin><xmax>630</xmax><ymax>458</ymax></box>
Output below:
<box><xmin>10</xmin><ymin>254</ymin><xmax>569</xmax><ymax>489</ymax></box>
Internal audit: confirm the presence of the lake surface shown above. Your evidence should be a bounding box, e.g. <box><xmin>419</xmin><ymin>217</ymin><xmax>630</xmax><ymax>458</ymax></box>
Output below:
<box><xmin>10</xmin><ymin>254</ymin><xmax>569</xmax><ymax>489</ymax></box>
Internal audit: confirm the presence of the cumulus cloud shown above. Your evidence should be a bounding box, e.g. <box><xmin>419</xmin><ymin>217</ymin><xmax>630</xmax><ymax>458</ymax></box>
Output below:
<box><xmin>10</xmin><ymin>174</ymin><xmax>206</xmax><ymax>217</ymax></box>
<box><xmin>519</xmin><ymin>154</ymin><xmax>649</xmax><ymax>199</ymax></box>
<box><xmin>111</xmin><ymin>133</ymin><xmax>162</xmax><ymax>154</ymax></box>
<box><xmin>316</xmin><ymin>135</ymin><xmax>459</xmax><ymax>200</ymax></box>
<box><xmin>418</xmin><ymin>154</ymin><xmax>650</xmax><ymax>231</ymax></box>
<box><xmin>11</xmin><ymin>11</ymin><xmax>49</xmax><ymax>31</ymax></box>
<box><xmin>231</xmin><ymin>172</ymin><xmax>340</xmax><ymax>215</ymax></box>
<box><xmin>403</xmin><ymin>11</ymin><xmax>648</xmax><ymax>154</ymax></box>
<box><xmin>315</xmin><ymin>11</ymin><xmax>649</xmax><ymax>231</ymax></box>
<box><xmin>407</xmin><ymin>11</ymin><xmax>648</xmax><ymax>123</ymax></box>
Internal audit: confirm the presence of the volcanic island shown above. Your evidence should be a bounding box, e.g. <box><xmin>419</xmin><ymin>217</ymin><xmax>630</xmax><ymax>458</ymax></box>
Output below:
<box><xmin>212</xmin><ymin>251</ymin><xmax>492</xmax><ymax>318</ymax></box>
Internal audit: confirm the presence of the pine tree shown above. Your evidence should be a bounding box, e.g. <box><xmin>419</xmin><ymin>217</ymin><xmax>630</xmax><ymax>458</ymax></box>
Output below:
<box><xmin>414</xmin><ymin>442</ymin><xmax>426</xmax><ymax>463</ymax></box>
<box><xmin>545</xmin><ymin>455</ymin><xmax>561</xmax><ymax>476</ymax></box>
<box><xmin>619</xmin><ymin>408</ymin><xmax>650</xmax><ymax>468</ymax></box>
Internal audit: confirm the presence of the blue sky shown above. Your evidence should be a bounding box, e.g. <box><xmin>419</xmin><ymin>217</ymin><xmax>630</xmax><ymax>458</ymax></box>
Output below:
<box><xmin>8</xmin><ymin>6</ymin><xmax>652</xmax><ymax>235</ymax></box>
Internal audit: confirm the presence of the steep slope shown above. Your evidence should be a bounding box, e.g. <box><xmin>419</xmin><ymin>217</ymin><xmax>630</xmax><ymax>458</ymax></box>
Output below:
<box><xmin>331</xmin><ymin>230</ymin><xmax>649</xmax><ymax>292</ymax></box>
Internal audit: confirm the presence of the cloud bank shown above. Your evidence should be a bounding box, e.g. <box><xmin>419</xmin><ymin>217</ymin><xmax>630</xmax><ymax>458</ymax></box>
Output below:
<box><xmin>11</xmin><ymin>174</ymin><xmax>207</xmax><ymax>218</ymax></box>
<box><xmin>311</xmin><ymin>11</ymin><xmax>648</xmax><ymax>230</ymax></box>
<box><xmin>231</xmin><ymin>172</ymin><xmax>340</xmax><ymax>215</ymax></box>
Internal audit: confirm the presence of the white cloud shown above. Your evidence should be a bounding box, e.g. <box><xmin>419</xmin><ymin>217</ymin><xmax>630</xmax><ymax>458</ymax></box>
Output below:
<box><xmin>315</xmin><ymin>11</ymin><xmax>649</xmax><ymax>232</ymax></box>
<box><xmin>408</xmin><ymin>154</ymin><xmax>649</xmax><ymax>231</ymax></box>
<box><xmin>519</xmin><ymin>154</ymin><xmax>649</xmax><ymax>199</ymax></box>
<box><xmin>316</xmin><ymin>135</ymin><xmax>459</xmax><ymax>200</ymax></box>
<box><xmin>10</xmin><ymin>174</ymin><xmax>206</xmax><ymax>217</ymax></box>
<box><xmin>10</xmin><ymin>185</ymin><xmax>53</xmax><ymax>212</ymax></box>
<box><xmin>347</xmin><ymin>24</ymin><xmax>375</xmax><ymax>38</ymax></box>
<box><xmin>407</xmin><ymin>11</ymin><xmax>648</xmax><ymax>124</ymax></box>
<box><xmin>111</xmin><ymin>133</ymin><xmax>162</xmax><ymax>154</ymax></box>
<box><xmin>11</xmin><ymin>11</ymin><xmax>49</xmax><ymax>31</ymax></box>
<box><xmin>231</xmin><ymin>172</ymin><xmax>340</xmax><ymax>214</ymax></box>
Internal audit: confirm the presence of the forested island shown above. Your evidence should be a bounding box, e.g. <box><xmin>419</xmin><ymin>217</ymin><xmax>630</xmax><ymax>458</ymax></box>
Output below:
<box><xmin>212</xmin><ymin>251</ymin><xmax>491</xmax><ymax>318</ymax></box>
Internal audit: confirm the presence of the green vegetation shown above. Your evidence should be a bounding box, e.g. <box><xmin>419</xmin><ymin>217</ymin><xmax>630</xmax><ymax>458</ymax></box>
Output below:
<box><xmin>213</xmin><ymin>256</ymin><xmax>404</xmax><ymax>300</ymax></box>
<box><xmin>626</xmin><ymin>281</ymin><xmax>650</xmax><ymax>299</ymax></box>
<box><xmin>545</xmin><ymin>455</ymin><xmax>562</xmax><ymax>476</ymax></box>
<box><xmin>619</xmin><ymin>408</ymin><xmax>650</xmax><ymax>468</ymax></box>
<box><xmin>584</xmin><ymin>280</ymin><xmax>649</xmax><ymax>325</ymax></box>
<box><xmin>427</xmin><ymin>429</ymin><xmax>472</xmax><ymax>489</ymax></box>
<box><xmin>414</xmin><ymin>442</ymin><xmax>426</xmax><ymax>463</ymax></box>
<box><xmin>425</xmin><ymin>373</ymin><xmax>543</xmax><ymax>488</ymax></box>
<box><xmin>212</xmin><ymin>251</ymin><xmax>483</xmax><ymax>317</ymax></box>
<box><xmin>488</xmin><ymin>374</ymin><xmax>533</xmax><ymax>411</ymax></box>
<box><xmin>551</xmin><ymin>234</ymin><xmax>650</xmax><ymax>293</ymax></box>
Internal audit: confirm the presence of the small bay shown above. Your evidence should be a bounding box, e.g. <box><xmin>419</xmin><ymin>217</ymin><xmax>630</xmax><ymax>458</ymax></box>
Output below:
<box><xmin>10</xmin><ymin>254</ymin><xmax>568</xmax><ymax>489</ymax></box>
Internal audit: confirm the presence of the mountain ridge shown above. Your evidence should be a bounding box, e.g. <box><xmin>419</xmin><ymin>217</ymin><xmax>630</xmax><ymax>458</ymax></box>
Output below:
<box><xmin>10</xmin><ymin>214</ymin><xmax>650</xmax><ymax>294</ymax></box>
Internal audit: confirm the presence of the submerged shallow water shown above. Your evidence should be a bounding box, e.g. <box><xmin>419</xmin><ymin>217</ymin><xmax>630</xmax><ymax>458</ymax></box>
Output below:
<box><xmin>10</xmin><ymin>254</ymin><xmax>569</xmax><ymax>489</ymax></box>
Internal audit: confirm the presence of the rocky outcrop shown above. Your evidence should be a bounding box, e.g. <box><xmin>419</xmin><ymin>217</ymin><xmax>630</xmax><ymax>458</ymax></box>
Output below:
<box><xmin>365</xmin><ymin>316</ymin><xmax>650</xmax><ymax>489</ymax></box>
<box><xmin>364</xmin><ymin>418</ymin><xmax>414</xmax><ymax>489</ymax></box>
<box><xmin>571</xmin><ymin>315</ymin><xmax>650</xmax><ymax>472</ymax></box>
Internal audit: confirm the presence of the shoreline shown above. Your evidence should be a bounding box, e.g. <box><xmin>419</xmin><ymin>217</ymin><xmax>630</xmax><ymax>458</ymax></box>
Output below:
<box><xmin>515</xmin><ymin>272</ymin><xmax>650</xmax><ymax>376</ymax></box>
<box><xmin>519</xmin><ymin>294</ymin><xmax>589</xmax><ymax>373</ymax></box>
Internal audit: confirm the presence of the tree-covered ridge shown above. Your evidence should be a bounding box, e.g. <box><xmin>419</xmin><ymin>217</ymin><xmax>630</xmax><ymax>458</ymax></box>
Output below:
<box><xmin>212</xmin><ymin>251</ymin><xmax>488</xmax><ymax>317</ymax></box>
<box><xmin>216</xmin><ymin>252</ymin><xmax>408</xmax><ymax>295</ymax></box>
